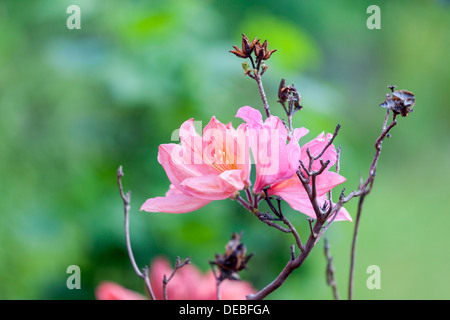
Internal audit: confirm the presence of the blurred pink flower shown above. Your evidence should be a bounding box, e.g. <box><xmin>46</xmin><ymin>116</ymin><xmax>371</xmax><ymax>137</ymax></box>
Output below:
<box><xmin>141</xmin><ymin>116</ymin><xmax>251</xmax><ymax>213</ymax></box>
<box><xmin>151</xmin><ymin>257</ymin><xmax>255</xmax><ymax>300</ymax></box>
<box><xmin>96</xmin><ymin>257</ymin><xmax>255</xmax><ymax>300</ymax></box>
<box><xmin>268</xmin><ymin>132</ymin><xmax>351</xmax><ymax>221</ymax></box>
<box><xmin>95</xmin><ymin>281</ymin><xmax>146</xmax><ymax>300</ymax></box>
<box><xmin>236</xmin><ymin>106</ymin><xmax>309</xmax><ymax>194</ymax></box>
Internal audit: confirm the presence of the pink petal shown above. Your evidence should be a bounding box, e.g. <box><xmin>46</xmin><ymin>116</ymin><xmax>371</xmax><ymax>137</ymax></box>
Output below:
<box><xmin>235</xmin><ymin>106</ymin><xmax>264</xmax><ymax>128</ymax></box>
<box><xmin>251</xmin><ymin>118</ymin><xmax>287</xmax><ymax>191</ymax></box>
<box><xmin>301</xmin><ymin>132</ymin><xmax>337</xmax><ymax>171</ymax></box>
<box><xmin>268</xmin><ymin>175</ymin><xmax>309</xmax><ymax>199</ymax></box>
<box><xmin>158</xmin><ymin>144</ymin><xmax>215</xmax><ymax>193</ymax></box>
<box><xmin>315</xmin><ymin>171</ymin><xmax>347</xmax><ymax>196</ymax></box>
<box><xmin>201</xmin><ymin>117</ymin><xmax>250</xmax><ymax>176</ymax></box>
<box><xmin>202</xmin><ymin>116</ymin><xmax>230</xmax><ymax>153</ymax></box>
<box><xmin>329</xmin><ymin>205</ymin><xmax>352</xmax><ymax>222</ymax></box>
<box><xmin>217</xmin><ymin>170</ymin><xmax>247</xmax><ymax>191</ymax></box>
<box><xmin>280</xmin><ymin>191</ymin><xmax>323</xmax><ymax>219</ymax></box>
<box><xmin>95</xmin><ymin>282</ymin><xmax>146</xmax><ymax>300</ymax></box>
<box><xmin>237</xmin><ymin>107</ymin><xmax>310</xmax><ymax>193</ymax></box>
<box><xmin>158</xmin><ymin>144</ymin><xmax>200</xmax><ymax>188</ymax></box>
<box><xmin>270</xmin><ymin>188</ymin><xmax>351</xmax><ymax>222</ymax></box>
<box><xmin>140</xmin><ymin>185</ymin><xmax>211</xmax><ymax>213</ymax></box>
<box><xmin>219</xmin><ymin>279</ymin><xmax>256</xmax><ymax>300</ymax></box>
<box><xmin>269</xmin><ymin>172</ymin><xmax>350</xmax><ymax>221</ymax></box>
<box><xmin>288</xmin><ymin>127</ymin><xmax>309</xmax><ymax>167</ymax></box>
<box><xmin>178</xmin><ymin>118</ymin><xmax>204</xmax><ymax>165</ymax></box>
<box><xmin>235</xmin><ymin>123</ymin><xmax>252</xmax><ymax>181</ymax></box>
<box><xmin>180</xmin><ymin>174</ymin><xmax>236</xmax><ymax>200</ymax></box>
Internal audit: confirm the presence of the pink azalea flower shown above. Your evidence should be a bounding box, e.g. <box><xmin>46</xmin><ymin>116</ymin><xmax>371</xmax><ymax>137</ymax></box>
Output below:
<box><xmin>95</xmin><ymin>257</ymin><xmax>255</xmax><ymax>300</ymax></box>
<box><xmin>140</xmin><ymin>116</ymin><xmax>251</xmax><ymax>213</ymax></box>
<box><xmin>268</xmin><ymin>132</ymin><xmax>352</xmax><ymax>221</ymax></box>
<box><xmin>236</xmin><ymin>106</ymin><xmax>309</xmax><ymax>194</ymax></box>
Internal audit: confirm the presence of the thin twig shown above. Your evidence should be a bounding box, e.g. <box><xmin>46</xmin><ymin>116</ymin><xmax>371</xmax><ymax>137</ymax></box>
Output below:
<box><xmin>312</xmin><ymin>124</ymin><xmax>341</xmax><ymax>161</ymax></box>
<box><xmin>210</xmin><ymin>263</ymin><xmax>223</xmax><ymax>300</ymax></box>
<box><xmin>117</xmin><ymin>165</ymin><xmax>156</xmax><ymax>300</ymax></box>
<box><xmin>163</xmin><ymin>256</ymin><xmax>191</xmax><ymax>300</ymax></box>
<box><xmin>346</xmin><ymin>110</ymin><xmax>397</xmax><ymax>300</ymax></box>
<box><xmin>324</xmin><ymin>238</ymin><xmax>340</xmax><ymax>300</ymax></box>
<box><xmin>307</xmin><ymin>217</ymin><xmax>317</xmax><ymax>238</ymax></box>
<box><xmin>237</xmin><ymin>195</ymin><xmax>292</xmax><ymax>233</ymax></box>
<box><xmin>335</xmin><ymin>146</ymin><xmax>341</xmax><ymax>174</ymax></box>
<box><xmin>348</xmin><ymin>193</ymin><xmax>366</xmax><ymax>300</ymax></box>
<box><xmin>263</xmin><ymin>190</ymin><xmax>304</xmax><ymax>250</ymax></box>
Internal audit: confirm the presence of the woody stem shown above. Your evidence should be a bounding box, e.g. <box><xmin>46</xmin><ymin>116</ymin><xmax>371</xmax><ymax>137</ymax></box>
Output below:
<box><xmin>254</xmin><ymin>72</ymin><xmax>271</xmax><ymax>118</ymax></box>
<box><xmin>247</xmin><ymin>219</ymin><xmax>324</xmax><ymax>300</ymax></box>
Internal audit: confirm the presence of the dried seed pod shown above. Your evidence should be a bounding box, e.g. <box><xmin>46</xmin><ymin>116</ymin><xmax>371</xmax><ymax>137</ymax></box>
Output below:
<box><xmin>210</xmin><ymin>232</ymin><xmax>253</xmax><ymax>281</ymax></box>
<box><xmin>229</xmin><ymin>34</ymin><xmax>258</xmax><ymax>59</ymax></box>
<box><xmin>278</xmin><ymin>79</ymin><xmax>302</xmax><ymax>110</ymax></box>
<box><xmin>278</xmin><ymin>78</ymin><xmax>289</xmax><ymax>103</ymax></box>
<box><xmin>380</xmin><ymin>86</ymin><xmax>415</xmax><ymax>117</ymax></box>
<box><xmin>254</xmin><ymin>39</ymin><xmax>277</xmax><ymax>61</ymax></box>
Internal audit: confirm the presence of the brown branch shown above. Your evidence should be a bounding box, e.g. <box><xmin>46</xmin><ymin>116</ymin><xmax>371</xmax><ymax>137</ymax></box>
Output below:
<box><xmin>237</xmin><ymin>195</ymin><xmax>292</xmax><ymax>233</ymax></box>
<box><xmin>249</xmin><ymin>108</ymin><xmax>397</xmax><ymax>300</ymax></box>
<box><xmin>254</xmin><ymin>72</ymin><xmax>271</xmax><ymax>118</ymax></box>
<box><xmin>320</xmin><ymin>110</ymin><xmax>397</xmax><ymax>300</ymax></box>
<box><xmin>247</xmin><ymin>123</ymin><xmax>342</xmax><ymax>300</ymax></box>
<box><xmin>262</xmin><ymin>190</ymin><xmax>304</xmax><ymax>250</ymax></box>
<box><xmin>247</xmin><ymin>219</ymin><xmax>324</xmax><ymax>300</ymax></box>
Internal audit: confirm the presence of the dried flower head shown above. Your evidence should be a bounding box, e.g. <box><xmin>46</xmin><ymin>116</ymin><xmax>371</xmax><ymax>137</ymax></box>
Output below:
<box><xmin>278</xmin><ymin>78</ymin><xmax>302</xmax><ymax>110</ymax></box>
<box><xmin>210</xmin><ymin>232</ymin><xmax>253</xmax><ymax>281</ymax></box>
<box><xmin>254</xmin><ymin>39</ymin><xmax>277</xmax><ymax>62</ymax></box>
<box><xmin>230</xmin><ymin>34</ymin><xmax>258</xmax><ymax>59</ymax></box>
<box><xmin>380</xmin><ymin>85</ymin><xmax>415</xmax><ymax>117</ymax></box>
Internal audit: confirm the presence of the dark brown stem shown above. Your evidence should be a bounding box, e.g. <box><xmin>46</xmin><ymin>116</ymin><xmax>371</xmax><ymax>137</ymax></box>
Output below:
<box><xmin>237</xmin><ymin>195</ymin><xmax>291</xmax><ymax>233</ymax></box>
<box><xmin>262</xmin><ymin>190</ymin><xmax>304</xmax><ymax>250</ymax></box>
<box><xmin>247</xmin><ymin>219</ymin><xmax>324</xmax><ymax>300</ymax></box>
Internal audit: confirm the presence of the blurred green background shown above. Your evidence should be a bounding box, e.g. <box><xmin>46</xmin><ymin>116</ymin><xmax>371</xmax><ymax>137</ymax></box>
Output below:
<box><xmin>0</xmin><ymin>0</ymin><xmax>449</xmax><ymax>300</ymax></box>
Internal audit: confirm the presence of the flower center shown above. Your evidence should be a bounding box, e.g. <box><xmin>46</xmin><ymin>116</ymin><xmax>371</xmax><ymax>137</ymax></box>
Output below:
<box><xmin>211</xmin><ymin>148</ymin><xmax>238</xmax><ymax>172</ymax></box>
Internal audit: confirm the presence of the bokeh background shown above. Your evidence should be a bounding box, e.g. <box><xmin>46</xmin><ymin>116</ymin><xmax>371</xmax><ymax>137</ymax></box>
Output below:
<box><xmin>0</xmin><ymin>0</ymin><xmax>449</xmax><ymax>300</ymax></box>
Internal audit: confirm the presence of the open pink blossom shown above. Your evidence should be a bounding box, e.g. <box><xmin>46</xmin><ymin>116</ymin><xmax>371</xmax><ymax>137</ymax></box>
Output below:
<box><xmin>95</xmin><ymin>257</ymin><xmax>255</xmax><ymax>300</ymax></box>
<box><xmin>236</xmin><ymin>106</ymin><xmax>309</xmax><ymax>194</ymax></box>
<box><xmin>141</xmin><ymin>116</ymin><xmax>251</xmax><ymax>213</ymax></box>
<box><xmin>268</xmin><ymin>132</ymin><xmax>352</xmax><ymax>221</ymax></box>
